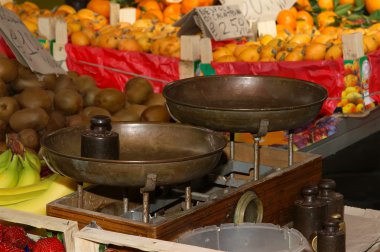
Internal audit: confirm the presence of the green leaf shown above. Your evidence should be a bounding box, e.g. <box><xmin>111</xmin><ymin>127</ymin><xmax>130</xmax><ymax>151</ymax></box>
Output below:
<box><xmin>334</xmin><ymin>0</ymin><xmax>340</xmax><ymax>9</ymax></box>
<box><xmin>346</xmin><ymin>14</ymin><xmax>364</xmax><ymax>21</ymax></box>
<box><xmin>355</xmin><ymin>0</ymin><xmax>364</xmax><ymax>8</ymax></box>
<box><xmin>99</xmin><ymin>244</ymin><xmax>107</xmax><ymax>252</ymax></box>
<box><xmin>369</xmin><ymin>10</ymin><xmax>380</xmax><ymax>20</ymax></box>
<box><xmin>352</xmin><ymin>3</ymin><xmax>365</xmax><ymax>12</ymax></box>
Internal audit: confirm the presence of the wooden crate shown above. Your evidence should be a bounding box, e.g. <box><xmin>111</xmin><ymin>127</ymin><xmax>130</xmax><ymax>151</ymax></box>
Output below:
<box><xmin>0</xmin><ymin>207</ymin><xmax>79</xmax><ymax>251</ymax></box>
<box><xmin>74</xmin><ymin>226</ymin><xmax>222</xmax><ymax>252</ymax></box>
<box><xmin>47</xmin><ymin>144</ymin><xmax>322</xmax><ymax>240</ymax></box>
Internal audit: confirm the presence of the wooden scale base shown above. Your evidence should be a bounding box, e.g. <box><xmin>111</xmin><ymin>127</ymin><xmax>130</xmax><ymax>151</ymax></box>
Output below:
<box><xmin>47</xmin><ymin>143</ymin><xmax>322</xmax><ymax>240</ymax></box>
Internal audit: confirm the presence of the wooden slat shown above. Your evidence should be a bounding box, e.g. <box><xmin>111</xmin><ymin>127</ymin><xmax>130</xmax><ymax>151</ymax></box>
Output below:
<box><xmin>74</xmin><ymin>227</ymin><xmax>223</xmax><ymax>252</ymax></box>
<box><xmin>0</xmin><ymin>207</ymin><xmax>78</xmax><ymax>252</ymax></box>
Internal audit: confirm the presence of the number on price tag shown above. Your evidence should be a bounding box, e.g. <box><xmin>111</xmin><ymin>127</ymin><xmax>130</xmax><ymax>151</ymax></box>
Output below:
<box><xmin>195</xmin><ymin>5</ymin><xmax>252</xmax><ymax>41</ymax></box>
<box><xmin>0</xmin><ymin>7</ymin><xmax>64</xmax><ymax>74</ymax></box>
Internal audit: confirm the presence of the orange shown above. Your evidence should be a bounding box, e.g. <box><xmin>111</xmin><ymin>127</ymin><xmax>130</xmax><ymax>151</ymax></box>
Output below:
<box><xmin>141</xmin><ymin>9</ymin><xmax>164</xmax><ymax>21</ymax></box>
<box><xmin>317</xmin><ymin>11</ymin><xmax>337</xmax><ymax>27</ymax></box>
<box><xmin>296</xmin><ymin>10</ymin><xmax>314</xmax><ymax>26</ymax></box>
<box><xmin>296</xmin><ymin>0</ymin><xmax>312</xmax><ymax>11</ymax></box>
<box><xmin>365</xmin><ymin>0</ymin><xmax>380</xmax><ymax>13</ymax></box>
<box><xmin>318</xmin><ymin>0</ymin><xmax>334</xmax><ymax>10</ymax></box>
<box><xmin>87</xmin><ymin>0</ymin><xmax>110</xmax><ymax>18</ymax></box>
<box><xmin>138</xmin><ymin>0</ymin><xmax>162</xmax><ymax>12</ymax></box>
<box><xmin>285</xmin><ymin>50</ymin><xmax>304</xmax><ymax>61</ymax></box>
<box><xmin>290</xmin><ymin>7</ymin><xmax>298</xmax><ymax>17</ymax></box>
<box><xmin>163</xmin><ymin>3</ymin><xmax>181</xmax><ymax>24</ymax></box>
<box><xmin>340</xmin><ymin>0</ymin><xmax>354</xmax><ymax>3</ymax></box>
<box><xmin>296</xmin><ymin>20</ymin><xmax>313</xmax><ymax>34</ymax></box>
<box><xmin>277</xmin><ymin>10</ymin><xmax>297</xmax><ymax>31</ymax></box>
<box><xmin>325</xmin><ymin>44</ymin><xmax>342</xmax><ymax>60</ymax></box>
<box><xmin>118</xmin><ymin>38</ymin><xmax>143</xmax><ymax>52</ymax></box>
<box><xmin>181</xmin><ymin>0</ymin><xmax>201</xmax><ymax>14</ymax></box>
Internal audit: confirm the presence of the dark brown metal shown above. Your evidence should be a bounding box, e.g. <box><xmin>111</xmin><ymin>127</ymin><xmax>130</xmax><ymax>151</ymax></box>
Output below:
<box><xmin>317</xmin><ymin>221</ymin><xmax>345</xmax><ymax>252</ymax></box>
<box><xmin>318</xmin><ymin>179</ymin><xmax>345</xmax><ymax>218</ymax></box>
<box><xmin>41</xmin><ymin>123</ymin><xmax>226</xmax><ymax>187</ymax></box>
<box><xmin>293</xmin><ymin>185</ymin><xmax>327</xmax><ymax>241</ymax></box>
<box><xmin>163</xmin><ymin>75</ymin><xmax>328</xmax><ymax>133</ymax></box>
<box><xmin>81</xmin><ymin>115</ymin><xmax>119</xmax><ymax>160</ymax></box>
<box><xmin>142</xmin><ymin>192</ymin><xmax>150</xmax><ymax>223</ymax></box>
<box><xmin>253</xmin><ymin>137</ymin><xmax>260</xmax><ymax>181</ymax></box>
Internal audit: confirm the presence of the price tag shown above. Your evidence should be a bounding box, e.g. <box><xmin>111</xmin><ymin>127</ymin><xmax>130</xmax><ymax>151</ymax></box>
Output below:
<box><xmin>222</xmin><ymin>0</ymin><xmax>296</xmax><ymax>21</ymax></box>
<box><xmin>195</xmin><ymin>5</ymin><xmax>253</xmax><ymax>41</ymax></box>
<box><xmin>0</xmin><ymin>7</ymin><xmax>65</xmax><ymax>74</ymax></box>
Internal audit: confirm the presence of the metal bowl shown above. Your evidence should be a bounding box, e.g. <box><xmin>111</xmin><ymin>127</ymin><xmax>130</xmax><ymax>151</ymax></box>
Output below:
<box><xmin>41</xmin><ymin>123</ymin><xmax>227</xmax><ymax>187</ymax></box>
<box><xmin>163</xmin><ymin>75</ymin><xmax>328</xmax><ymax>133</ymax></box>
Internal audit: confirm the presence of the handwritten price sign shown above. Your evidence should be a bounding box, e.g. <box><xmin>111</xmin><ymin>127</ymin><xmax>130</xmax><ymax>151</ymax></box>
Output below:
<box><xmin>0</xmin><ymin>7</ymin><xmax>64</xmax><ymax>74</ymax></box>
<box><xmin>195</xmin><ymin>5</ymin><xmax>252</xmax><ymax>41</ymax></box>
<box><xmin>221</xmin><ymin>0</ymin><xmax>296</xmax><ymax>21</ymax></box>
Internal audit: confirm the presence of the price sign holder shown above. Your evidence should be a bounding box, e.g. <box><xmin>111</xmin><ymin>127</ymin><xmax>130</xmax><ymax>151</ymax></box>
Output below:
<box><xmin>175</xmin><ymin>5</ymin><xmax>253</xmax><ymax>41</ymax></box>
<box><xmin>119</xmin><ymin>8</ymin><xmax>136</xmax><ymax>25</ymax></box>
<box><xmin>109</xmin><ymin>3</ymin><xmax>120</xmax><ymax>26</ymax></box>
<box><xmin>0</xmin><ymin>7</ymin><xmax>65</xmax><ymax>75</ymax></box>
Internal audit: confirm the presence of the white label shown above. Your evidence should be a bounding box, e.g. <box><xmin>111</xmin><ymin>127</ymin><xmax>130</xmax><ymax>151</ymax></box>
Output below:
<box><xmin>0</xmin><ymin>7</ymin><xmax>64</xmax><ymax>74</ymax></box>
<box><xmin>195</xmin><ymin>5</ymin><xmax>252</xmax><ymax>41</ymax></box>
<box><xmin>223</xmin><ymin>0</ymin><xmax>296</xmax><ymax>21</ymax></box>
<box><xmin>119</xmin><ymin>8</ymin><xmax>136</xmax><ymax>24</ymax></box>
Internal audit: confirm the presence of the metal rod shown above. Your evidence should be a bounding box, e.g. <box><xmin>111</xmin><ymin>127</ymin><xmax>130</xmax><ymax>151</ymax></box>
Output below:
<box><xmin>230</xmin><ymin>132</ymin><xmax>235</xmax><ymax>160</ymax></box>
<box><xmin>142</xmin><ymin>192</ymin><xmax>150</xmax><ymax>223</ymax></box>
<box><xmin>288</xmin><ymin>131</ymin><xmax>294</xmax><ymax>166</ymax></box>
<box><xmin>122</xmin><ymin>188</ymin><xmax>129</xmax><ymax>214</ymax></box>
<box><xmin>185</xmin><ymin>186</ymin><xmax>192</xmax><ymax>210</ymax></box>
<box><xmin>253</xmin><ymin>137</ymin><xmax>261</xmax><ymax>181</ymax></box>
<box><xmin>77</xmin><ymin>183</ymin><xmax>83</xmax><ymax>208</ymax></box>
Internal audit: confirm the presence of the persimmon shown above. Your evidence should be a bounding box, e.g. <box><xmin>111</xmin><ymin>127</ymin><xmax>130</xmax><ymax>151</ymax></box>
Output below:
<box><xmin>317</xmin><ymin>11</ymin><xmax>337</xmax><ymax>27</ymax></box>
<box><xmin>277</xmin><ymin>10</ymin><xmax>297</xmax><ymax>31</ymax></box>
<box><xmin>325</xmin><ymin>44</ymin><xmax>342</xmax><ymax>60</ymax></box>
<box><xmin>296</xmin><ymin>0</ymin><xmax>312</xmax><ymax>11</ymax></box>
<box><xmin>138</xmin><ymin>0</ymin><xmax>162</xmax><ymax>12</ymax></box>
<box><xmin>290</xmin><ymin>7</ymin><xmax>298</xmax><ymax>17</ymax></box>
<box><xmin>181</xmin><ymin>0</ymin><xmax>200</xmax><ymax>14</ymax></box>
<box><xmin>118</xmin><ymin>38</ymin><xmax>143</xmax><ymax>52</ymax></box>
<box><xmin>87</xmin><ymin>0</ymin><xmax>110</xmax><ymax>18</ymax></box>
<box><xmin>304</xmin><ymin>43</ymin><xmax>327</xmax><ymax>61</ymax></box>
<box><xmin>71</xmin><ymin>31</ymin><xmax>91</xmax><ymax>46</ymax></box>
<box><xmin>141</xmin><ymin>9</ymin><xmax>164</xmax><ymax>22</ymax></box>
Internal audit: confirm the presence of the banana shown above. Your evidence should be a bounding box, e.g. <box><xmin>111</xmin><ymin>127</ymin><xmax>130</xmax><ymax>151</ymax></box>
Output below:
<box><xmin>25</xmin><ymin>149</ymin><xmax>41</xmax><ymax>173</ymax></box>
<box><xmin>0</xmin><ymin>174</ymin><xmax>57</xmax><ymax>196</ymax></box>
<box><xmin>17</xmin><ymin>154</ymin><xmax>40</xmax><ymax>187</ymax></box>
<box><xmin>0</xmin><ymin>155</ymin><xmax>19</xmax><ymax>189</ymax></box>
<box><xmin>0</xmin><ymin>188</ymin><xmax>47</xmax><ymax>206</ymax></box>
<box><xmin>0</xmin><ymin>149</ymin><xmax>12</xmax><ymax>173</ymax></box>
<box><xmin>4</xmin><ymin>175</ymin><xmax>77</xmax><ymax>215</ymax></box>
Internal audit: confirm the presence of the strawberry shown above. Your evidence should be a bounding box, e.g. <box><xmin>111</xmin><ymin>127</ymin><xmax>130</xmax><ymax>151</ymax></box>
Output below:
<box><xmin>34</xmin><ymin>237</ymin><xmax>65</xmax><ymax>252</ymax></box>
<box><xmin>2</xmin><ymin>226</ymin><xmax>28</xmax><ymax>249</ymax></box>
<box><xmin>0</xmin><ymin>223</ymin><xmax>3</xmax><ymax>242</ymax></box>
<box><xmin>0</xmin><ymin>242</ymin><xmax>24</xmax><ymax>252</ymax></box>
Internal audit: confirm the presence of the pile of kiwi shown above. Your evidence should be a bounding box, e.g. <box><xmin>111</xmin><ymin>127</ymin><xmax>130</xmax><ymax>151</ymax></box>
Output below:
<box><xmin>0</xmin><ymin>53</ymin><xmax>171</xmax><ymax>152</ymax></box>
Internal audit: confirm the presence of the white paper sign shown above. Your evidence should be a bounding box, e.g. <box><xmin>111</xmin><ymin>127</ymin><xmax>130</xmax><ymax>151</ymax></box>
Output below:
<box><xmin>0</xmin><ymin>7</ymin><xmax>65</xmax><ymax>74</ymax></box>
<box><xmin>222</xmin><ymin>0</ymin><xmax>296</xmax><ymax>21</ymax></box>
<box><xmin>195</xmin><ymin>5</ymin><xmax>253</xmax><ymax>41</ymax></box>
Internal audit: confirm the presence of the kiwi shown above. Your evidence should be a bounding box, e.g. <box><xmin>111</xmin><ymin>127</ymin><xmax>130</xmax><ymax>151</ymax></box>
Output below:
<box><xmin>67</xmin><ymin>70</ymin><xmax>79</xmax><ymax>80</ymax></box>
<box><xmin>18</xmin><ymin>128</ymin><xmax>40</xmax><ymax>151</ymax></box>
<box><xmin>54</xmin><ymin>89</ymin><xmax>83</xmax><ymax>115</ymax></box>
<box><xmin>0</xmin><ymin>119</ymin><xmax>6</xmax><ymax>142</ymax></box>
<box><xmin>125</xmin><ymin>77</ymin><xmax>153</xmax><ymax>104</ymax></box>
<box><xmin>17</xmin><ymin>87</ymin><xmax>53</xmax><ymax>111</ymax></box>
<box><xmin>143</xmin><ymin>93</ymin><xmax>166</xmax><ymax>107</ymax></box>
<box><xmin>66</xmin><ymin>114</ymin><xmax>90</xmax><ymax>127</ymax></box>
<box><xmin>12</xmin><ymin>66</ymin><xmax>44</xmax><ymax>93</ymax></box>
<box><xmin>9</xmin><ymin>107</ymin><xmax>49</xmax><ymax>132</ymax></box>
<box><xmin>140</xmin><ymin>105</ymin><xmax>171</xmax><ymax>122</ymax></box>
<box><xmin>74</xmin><ymin>75</ymin><xmax>97</xmax><ymax>95</ymax></box>
<box><xmin>84</xmin><ymin>87</ymin><xmax>101</xmax><ymax>107</ymax></box>
<box><xmin>41</xmin><ymin>74</ymin><xmax>57</xmax><ymax>90</ymax></box>
<box><xmin>54</xmin><ymin>75</ymin><xmax>77</xmax><ymax>93</ymax></box>
<box><xmin>0</xmin><ymin>79</ymin><xmax>8</xmax><ymax>97</ymax></box>
<box><xmin>126</xmin><ymin>104</ymin><xmax>147</xmax><ymax>117</ymax></box>
<box><xmin>0</xmin><ymin>58</ymin><xmax>18</xmax><ymax>82</ymax></box>
<box><xmin>94</xmin><ymin>88</ymin><xmax>125</xmax><ymax>113</ymax></box>
<box><xmin>0</xmin><ymin>96</ymin><xmax>19</xmax><ymax>123</ymax></box>
<box><xmin>112</xmin><ymin>108</ymin><xmax>140</xmax><ymax>122</ymax></box>
<box><xmin>82</xmin><ymin>106</ymin><xmax>111</xmax><ymax>118</ymax></box>
<box><xmin>45</xmin><ymin>110</ymin><xmax>66</xmax><ymax>133</ymax></box>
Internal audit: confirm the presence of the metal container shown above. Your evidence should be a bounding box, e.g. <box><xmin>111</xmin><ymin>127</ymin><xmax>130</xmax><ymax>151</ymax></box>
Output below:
<box><xmin>177</xmin><ymin>223</ymin><xmax>312</xmax><ymax>252</ymax></box>
<box><xmin>317</xmin><ymin>221</ymin><xmax>345</xmax><ymax>252</ymax></box>
<box><xmin>81</xmin><ymin>115</ymin><xmax>119</xmax><ymax>160</ymax></box>
<box><xmin>318</xmin><ymin>179</ymin><xmax>344</xmax><ymax>219</ymax></box>
<box><xmin>294</xmin><ymin>185</ymin><xmax>327</xmax><ymax>241</ymax></box>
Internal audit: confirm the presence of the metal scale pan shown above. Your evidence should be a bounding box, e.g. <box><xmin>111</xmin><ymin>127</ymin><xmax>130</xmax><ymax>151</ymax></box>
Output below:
<box><xmin>163</xmin><ymin>75</ymin><xmax>328</xmax><ymax>184</ymax></box>
<box><xmin>41</xmin><ymin>123</ymin><xmax>227</xmax><ymax>223</ymax></box>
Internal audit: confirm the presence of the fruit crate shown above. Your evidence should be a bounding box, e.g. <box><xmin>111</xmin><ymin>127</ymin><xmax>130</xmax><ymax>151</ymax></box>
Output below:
<box><xmin>74</xmin><ymin>226</ymin><xmax>222</xmax><ymax>252</ymax></box>
<box><xmin>0</xmin><ymin>207</ymin><xmax>79</xmax><ymax>251</ymax></box>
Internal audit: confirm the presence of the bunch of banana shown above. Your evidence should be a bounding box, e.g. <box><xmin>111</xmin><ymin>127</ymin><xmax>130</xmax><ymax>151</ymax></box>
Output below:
<box><xmin>0</xmin><ymin>148</ymin><xmax>42</xmax><ymax>189</ymax></box>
